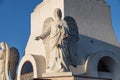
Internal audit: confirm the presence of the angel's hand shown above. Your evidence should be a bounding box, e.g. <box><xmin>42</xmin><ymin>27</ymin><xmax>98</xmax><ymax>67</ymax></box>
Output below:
<box><xmin>35</xmin><ymin>36</ymin><xmax>41</xmax><ymax>41</ymax></box>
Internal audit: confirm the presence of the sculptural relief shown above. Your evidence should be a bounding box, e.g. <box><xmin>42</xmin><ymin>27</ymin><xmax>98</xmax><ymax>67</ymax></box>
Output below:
<box><xmin>35</xmin><ymin>8</ymin><xmax>79</xmax><ymax>73</ymax></box>
<box><xmin>0</xmin><ymin>42</ymin><xmax>19</xmax><ymax>80</ymax></box>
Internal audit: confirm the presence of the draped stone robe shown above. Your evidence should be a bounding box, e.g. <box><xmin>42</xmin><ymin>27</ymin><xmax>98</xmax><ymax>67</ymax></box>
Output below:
<box><xmin>40</xmin><ymin>20</ymin><xmax>70</xmax><ymax>73</ymax></box>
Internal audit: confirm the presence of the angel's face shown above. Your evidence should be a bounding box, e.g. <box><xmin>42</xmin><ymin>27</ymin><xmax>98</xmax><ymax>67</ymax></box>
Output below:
<box><xmin>54</xmin><ymin>8</ymin><xmax>62</xmax><ymax>20</ymax></box>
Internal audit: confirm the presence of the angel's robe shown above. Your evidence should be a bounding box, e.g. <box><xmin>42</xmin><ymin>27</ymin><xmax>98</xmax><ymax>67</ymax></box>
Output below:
<box><xmin>40</xmin><ymin>20</ymin><xmax>70</xmax><ymax>72</ymax></box>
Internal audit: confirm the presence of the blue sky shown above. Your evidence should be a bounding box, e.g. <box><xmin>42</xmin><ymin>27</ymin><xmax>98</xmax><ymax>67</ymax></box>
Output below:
<box><xmin>0</xmin><ymin>0</ymin><xmax>42</xmax><ymax>58</ymax></box>
<box><xmin>0</xmin><ymin>0</ymin><xmax>120</xmax><ymax>59</ymax></box>
<box><xmin>106</xmin><ymin>0</ymin><xmax>120</xmax><ymax>42</ymax></box>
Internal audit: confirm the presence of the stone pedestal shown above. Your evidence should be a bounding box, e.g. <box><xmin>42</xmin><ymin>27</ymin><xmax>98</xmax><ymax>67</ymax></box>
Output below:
<box><xmin>32</xmin><ymin>72</ymin><xmax>111</xmax><ymax>80</ymax></box>
<box><xmin>42</xmin><ymin>72</ymin><xmax>73</xmax><ymax>77</ymax></box>
<box><xmin>32</xmin><ymin>76</ymin><xmax>111</xmax><ymax>80</ymax></box>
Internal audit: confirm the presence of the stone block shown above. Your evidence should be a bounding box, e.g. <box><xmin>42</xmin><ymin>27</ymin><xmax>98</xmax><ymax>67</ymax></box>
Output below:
<box><xmin>42</xmin><ymin>72</ymin><xmax>73</xmax><ymax>77</ymax></box>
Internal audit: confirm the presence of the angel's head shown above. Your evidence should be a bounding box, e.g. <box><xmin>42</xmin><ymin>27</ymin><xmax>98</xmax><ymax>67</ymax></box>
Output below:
<box><xmin>0</xmin><ymin>42</ymin><xmax>6</xmax><ymax>49</ymax></box>
<box><xmin>54</xmin><ymin>8</ymin><xmax>62</xmax><ymax>20</ymax></box>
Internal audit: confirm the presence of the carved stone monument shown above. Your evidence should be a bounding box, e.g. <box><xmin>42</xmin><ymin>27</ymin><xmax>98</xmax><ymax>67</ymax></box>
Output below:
<box><xmin>35</xmin><ymin>8</ymin><xmax>78</xmax><ymax>73</ymax></box>
<box><xmin>17</xmin><ymin>0</ymin><xmax>120</xmax><ymax>80</ymax></box>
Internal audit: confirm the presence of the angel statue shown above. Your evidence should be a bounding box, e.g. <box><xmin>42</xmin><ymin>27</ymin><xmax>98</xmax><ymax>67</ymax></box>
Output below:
<box><xmin>35</xmin><ymin>8</ymin><xmax>70</xmax><ymax>73</ymax></box>
<box><xmin>0</xmin><ymin>42</ymin><xmax>19</xmax><ymax>80</ymax></box>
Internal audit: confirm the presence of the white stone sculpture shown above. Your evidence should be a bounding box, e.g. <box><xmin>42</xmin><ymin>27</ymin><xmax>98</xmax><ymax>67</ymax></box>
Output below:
<box><xmin>0</xmin><ymin>42</ymin><xmax>19</xmax><ymax>80</ymax></box>
<box><xmin>35</xmin><ymin>8</ymin><xmax>70</xmax><ymax>73</ymax></box>
<box><xmin>0</xmin><ymin>42</ymin><xmax>9</xmax><ymax>80</ymax></box>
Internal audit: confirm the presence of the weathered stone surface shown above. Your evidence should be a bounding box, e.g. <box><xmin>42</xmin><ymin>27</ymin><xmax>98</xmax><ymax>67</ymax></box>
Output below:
<box><xmin>21</xmin><ymin>72</ymin><xmax>33</xmax><ymax>80</ymax></box>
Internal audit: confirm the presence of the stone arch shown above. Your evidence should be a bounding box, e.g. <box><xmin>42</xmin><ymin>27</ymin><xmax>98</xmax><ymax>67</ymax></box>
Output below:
<box><xmin>85</xmin><ymin>50</ymin><xmax>120</xmax><ymax>80</ymax></box>
<box><xmin>17</xmin><ymin>54</ymin><xmax>46</xmax><ymax>80</ymax></box>
<box><xmin>21</xmin><ymin>61</ymin><xmax>33</xmax><ymax>76</ymax></box>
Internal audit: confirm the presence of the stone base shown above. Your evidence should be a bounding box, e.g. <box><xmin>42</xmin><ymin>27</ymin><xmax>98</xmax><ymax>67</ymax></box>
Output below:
<box><xmin>32</xmin><ymin>72</ymin><xmax>111</xmax><ymax>80</ymax></box>
<box><xmin>42</xmin><ymin>72</ymin><xmax>73</xmax><ymax>77</ymax></box>
<box><xmin>33</xmin><ymin>76</ymin><xmax>111</xmax><ymax>80</ymax></box>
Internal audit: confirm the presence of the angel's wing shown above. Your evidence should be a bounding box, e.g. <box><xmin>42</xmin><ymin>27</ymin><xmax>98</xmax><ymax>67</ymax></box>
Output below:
<box><xmin>9</xmin><ymin>47</ymin><xmax>19</xmax><ymax>80</ymax></box>
<box><xmin>5</xmin><ymin>43</ymin><xmax>10</xmax><ymax>80</ymax></box>
<box><xmin>42</xmin><ymin>17</ymin><xmax>53</xmax><ymax>68</ymax></box>
<box><xmin>64</xmin><ymin>16</ymin><xmax>79</xmax><ymax>66</ymax></box>
<box><xmin>64</xmin><ymin>16</ymin><xmax>79</xmax><ymax>41</ymax></box>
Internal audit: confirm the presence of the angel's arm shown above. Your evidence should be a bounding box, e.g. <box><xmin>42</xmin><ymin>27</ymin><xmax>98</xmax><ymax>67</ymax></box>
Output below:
<box><xmin>35</xmin><ymin>26</ymin><xmax>51</xmax><ymax>40</ymax></box>
<box><xmin>40</xmin><ymin>26</ymin><xmax>51</xmax><ymax>39</ymax></box>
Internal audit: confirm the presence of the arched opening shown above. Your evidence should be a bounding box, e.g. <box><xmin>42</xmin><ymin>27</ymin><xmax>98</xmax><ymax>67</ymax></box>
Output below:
<box><xmin>98</xmin><ymin>56</ymin><xmax>111</xmax><ymax>72</ymax></box>
<box><xmin>21</xmin><ymin>61</ymin><xmax>34</xmax><ymax>80</ymax></box>
<box><xmin>97</xmin><ymin>56</ymin><xmax>117</xmax><ymax>79</ymax></box>
<box><xmin>97</xmin><ymin>56</ymin><xmax>115</xmax><ymax>79</ymax></box>
<box><xmin>85</xmin><ymin>51</ymin><xmax>120</xmax><ymax>80</ymax></box>
<box><xmin>17</xmin><ymin>55</ymin><xmax>46</xmax><ymax>80</ymax></box>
